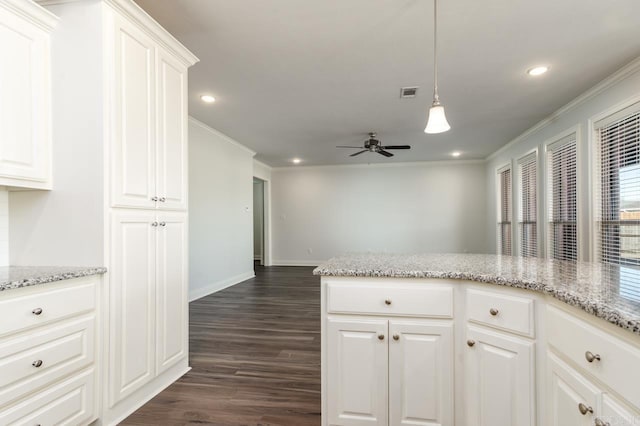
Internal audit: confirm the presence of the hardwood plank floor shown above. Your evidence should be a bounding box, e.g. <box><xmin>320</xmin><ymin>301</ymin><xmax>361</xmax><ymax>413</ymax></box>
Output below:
<box><xmin>122</xmin><ymin>264</ymin><xmax>321</xmax><ymax>426</ymax></box>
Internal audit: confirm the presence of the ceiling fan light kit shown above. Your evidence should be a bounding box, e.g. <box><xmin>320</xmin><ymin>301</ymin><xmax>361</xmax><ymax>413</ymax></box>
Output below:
<box><xmin>424</xmin><ymin>0</ymin><xmax>451</xmax><ymax>134</ymax></box>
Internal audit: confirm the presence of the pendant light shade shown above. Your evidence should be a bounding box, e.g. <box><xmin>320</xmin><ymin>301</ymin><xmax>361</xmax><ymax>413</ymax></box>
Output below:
<box><xmin>424</xmin><ymin>0</ymin><xmax>450</xmax><ymax>134</ymax></box>
<box><xmin>425</xmin><ymin>103</ymin><xmax>450</xmax><ymax>134</ymax></box>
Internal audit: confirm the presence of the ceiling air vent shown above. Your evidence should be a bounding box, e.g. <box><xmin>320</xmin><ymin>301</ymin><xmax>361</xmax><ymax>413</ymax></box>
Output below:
<box><xmin>400</xmin><ymin>86</ymin><xmax>419</xmax><ymax>98</ymax></box>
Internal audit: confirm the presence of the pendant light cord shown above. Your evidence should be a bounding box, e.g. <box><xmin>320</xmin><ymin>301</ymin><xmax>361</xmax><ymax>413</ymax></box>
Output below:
<box><xmin>432</xmin><ymin>0</ymin><xmax>440</xmax><ymax>105</ymax></box>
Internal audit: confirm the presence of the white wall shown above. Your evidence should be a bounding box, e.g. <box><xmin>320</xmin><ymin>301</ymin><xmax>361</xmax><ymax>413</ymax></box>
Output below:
<box><xmin>485</xmin><ymin>58</ymin><xmax>640</xmax><ymax>258</ymax></box>
<box><xmin>271</xmin><ymin>161</ymin><xmax>488</xmax><ymax>265</ymax></box>
<box><xmin>0</xmin><ymin>190</ymin><xmax>8</xmax><ymax>266</ymax></box>
<box><xmin>9</xmin><ymin>0</ymin><xmax>105</xmax><ymax>266</ymax></box>
<box><xmin>189</xmin><ymin>118</ymin><xmax>256</xmax><ymax>301</ymax></box>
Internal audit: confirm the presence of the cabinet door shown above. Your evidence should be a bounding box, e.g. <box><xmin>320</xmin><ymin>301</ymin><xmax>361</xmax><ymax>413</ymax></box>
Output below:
<box><xmin>156</xmin><ymin>212</ymin><xmax>188</xmax><ymax>373</ymax></box>
<box><xmin>464</xmin><ymin>325</ymin><xmax>535</xmax><ymax>426</ymax></box>
<box><xmin>547</xmin><ymin>352</ymin><xmax>600</xmax><ymax>426</ymax></box>
<box><xmin>109</xmin><ymin>210</ymin><xmax>157</xmax><ymax>405</ymax></box>
<box><xmin>599</xmin><ymin>394</ymin><xmax>640</xmax><ymax>426</ymax></box>
<box><xmin>389</xmin><ymin>320</ymin><xmax>453</xmax><ymax>426</ymax></box>
<box><xmin>0</xmin><ymin>6</ymin><xmax>50</xmax><ymax>186</ymax></box>
<box><xmin>156</xmin><ymin>49</ymin><xmax>188</xmax><ymax>211</ymax></box>
<box><xmin>327</xmin><ymin>317</ymin><xmax>388</xmax><ymax>426</ymax></box>
<box><xmin>111</xmin><ymin>13</ymin><xmax>156</xmax><ymax>209</ymax></box>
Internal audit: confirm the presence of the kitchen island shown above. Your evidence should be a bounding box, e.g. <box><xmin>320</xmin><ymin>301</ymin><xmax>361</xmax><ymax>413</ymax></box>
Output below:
<box><xmin>314</xmin><ymin>253</ymin><xmax>640</xmax><ymax>426</ymax></box>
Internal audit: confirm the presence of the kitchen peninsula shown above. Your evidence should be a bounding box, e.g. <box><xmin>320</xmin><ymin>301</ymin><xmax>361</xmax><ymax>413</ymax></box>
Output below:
<box><xmin>315</xmin><ymin>253</ymin><xmax>640</xmax><ymax>426</ymax></box>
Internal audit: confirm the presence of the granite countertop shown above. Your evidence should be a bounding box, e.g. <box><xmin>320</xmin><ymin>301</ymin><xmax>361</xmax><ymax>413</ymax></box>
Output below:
<box><xmin>314</xmin><ymin>253</ymin><xmax>640</xmax><ymax>336</ymax></box>
<box><xmin>0</xmin><ymin>266</ymin><xmax>107</xmax><ymax>292</ymax></box>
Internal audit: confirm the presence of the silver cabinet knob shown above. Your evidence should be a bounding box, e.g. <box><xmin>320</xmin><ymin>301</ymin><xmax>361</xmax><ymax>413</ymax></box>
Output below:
<box><xmin>393</xmin><ymin>334</ymin><xmax>400</xmax><ymax>341</ymax></box>
<box><xmin>151</xmin><ymin>222</ymin><xmax>158</xmax><ymax>227</ymax></box>
<box><xmin>595</xmin><ymin>419</ymin><xmax>610</xmax><ymax>426</ymax></box>
<box><xmin>384</xmin><ymin>299</ymin><xmax>392</xmax><ymax>305</ymax></box>
<box><xmin>32</xmin><ymin>360</ymin><xmax>43</xmax><ymax>368</ymax></box>
<box><xmin>32</xmin><ymin>308</ymin><xmax>43</xmax><ymax>315</ymax></box>
<box><xmin>378</xmin><ymin>334</ymin><xmax>385</xmax><ymax>341</ymax></box>
<box><xmin>151</xmin><ymin>196</ymin><xmax>159</xmax><ymax>202</ymax></box>
<box><xmin>489</xmin><ymin>308</ymin><xmax>499</xmax><ymax>316</ymax></box>
<box><xmin>159</xmin><ymin>197</ymin><xmax>166</xmax><ymax>202</ymax></box>
<box><xmin>585</xmin><ymin>351</ymin><xmax>601</xmax><ymax>363</ymax></box>
<box><xmin>578</xmin><ymin>402</ymin><xmax>593</xmax><ymax>415</ymax></box>
<box><xmin>467</xmin><ymin>339</ymin><xmax>475</xmax><ymax>347</ymax></box>
<box><xmin>159</xmin><ymin>222</ymin><xmax>166</xmax><ymax>227</ymax></box>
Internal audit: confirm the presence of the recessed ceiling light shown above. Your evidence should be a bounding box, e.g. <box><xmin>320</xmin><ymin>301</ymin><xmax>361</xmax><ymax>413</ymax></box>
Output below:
<box><xmin>292</xmin><ymin>158</ymin><xmax>302</xmax><ymax>164</ymax></box>
<box><xmin>451</xmin><ymin>151</ymin><xmax>461</xmax><ymax>157</ymax></box>
<box><xmin>527</xmin><ymin>66</ymin><xmax>549</xmax><ymax>76</ymax></box>
<box><xmin>200</xmin><ymin>95</ymin><xmax>216</xmax><ymax>103</ymax></box>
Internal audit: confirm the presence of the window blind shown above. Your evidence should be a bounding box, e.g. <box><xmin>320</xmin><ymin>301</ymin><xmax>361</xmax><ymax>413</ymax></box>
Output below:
<box><xmin>497</xmin><ymin>166</ymin><xmax>512</xmax><ymax>255</ymax></box>
<box><xmin>518</xmin><ymin>153</ymin><xmax>537</xmax><ymax>257</ymax></box>
<box><xmin>596</xmin><ymin>105</ymin><xmax>640</xmax><ymax>266</ymax></box>
<box><xmin>547</xmin><ymin>135</ymin><xmax>577</xmax><ymax>261</ymax></box>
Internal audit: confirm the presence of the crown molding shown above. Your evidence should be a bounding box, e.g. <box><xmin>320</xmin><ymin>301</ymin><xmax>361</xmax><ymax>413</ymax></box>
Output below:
<box><xmin>103</xmin><ymin>0</ymin><xmax>198</xmax><ymax>67</ymax></box>
<box><xmin>253</xmin><ymin>159</ymin><xmax>273</xmax><ymax>170</ymax></box>
<box><xmin>486</xmin><ymin>55</ymin><xmax>640</xmax><ymax>162</ymax></box>
<box><xmin>5</xmin><ymin>0</ymin><xmax>59</xmax><ymax>32</ymax></box>
<box><xmin>271</xmin><ymin>158</ymin><xmax>485</xmax><ymax>172</ymax></box>
<box><xmin>189</xmin><ymin>117</ymin><xmax>256</xmax><ymax>156</ymax></box>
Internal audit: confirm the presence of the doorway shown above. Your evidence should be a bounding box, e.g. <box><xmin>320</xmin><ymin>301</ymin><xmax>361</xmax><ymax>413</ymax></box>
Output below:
<box><xmin>253</xmin><ymin>177</ymin><xmax>265</xmax><ymax>267</ymax></box>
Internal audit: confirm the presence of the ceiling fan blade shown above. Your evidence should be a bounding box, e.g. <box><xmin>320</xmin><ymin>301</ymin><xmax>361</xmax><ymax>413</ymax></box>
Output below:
<box><xmin>350</xmin><ymin>150</ymin><xmax>368</xmax><ymax>157</ymax></box>
<box><xmin>336</xmin><ymin>145</ymin><xmax>365</xmax><ymax>148</ymax></box>
<box><xmin>378</xmin><ymin>150</ymin><xmax>394</xmax><ymax>157</ymax></box>
<box><xmin>381</xmin><ymin>145</ymin><xmax>411</xmax><ymax>150</ymax></box>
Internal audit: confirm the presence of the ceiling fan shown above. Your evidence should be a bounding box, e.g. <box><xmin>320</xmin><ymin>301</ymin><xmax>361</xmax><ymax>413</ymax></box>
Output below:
<box><xmin>337</xmin><ymin>132</ymin><xmax>411</xmax><ymax>157</ymax></box>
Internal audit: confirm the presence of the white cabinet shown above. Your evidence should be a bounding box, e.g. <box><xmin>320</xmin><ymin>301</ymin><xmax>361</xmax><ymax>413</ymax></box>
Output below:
<box><xmin>389</xmin><ymin>321</ymin><xmax>453</xmax><ymax>426</ymax></box>
<box><xmin>327</xmin><ymin>318</ymin><xmax>388</xmax><ymax>426</ymax></box>
<box><xmin>0</xmin><ymin>0</ymin><xmax>56</xmax><ymax>189</ymax></box>
<box><xmin>110</xmin><ymin>210</ymin><xmax>188</xmax><ymax>404</ymax></box>
<box><xmin>110</xmin><ymin>13</ymin><xmax>189</xmax><ymax>211</ymax></box>
<box><xmin>464</xmin><ymin>325</ymin><xmax>535</xmax><ymax>426</ymax></box>
<box><xmin>548</xmin><ymin>352</ymin><xmax>600</xmax><ymax>426</ymax></box>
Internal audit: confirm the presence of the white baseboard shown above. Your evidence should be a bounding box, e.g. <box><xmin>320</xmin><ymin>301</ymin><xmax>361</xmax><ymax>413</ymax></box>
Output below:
<box><xmin>272</xmin><ymin>259</ymin><xmax>325</xmax><ymax>267</ymax></box>
<box><xmin>254</xmin><ymin>255</ymin><xmax>262</xmax><ymax>261</ymax></box>
<box><xmin>188</xmin><ymin>270</ymin><xmax>255</xmax><ymax>302</ymax></box>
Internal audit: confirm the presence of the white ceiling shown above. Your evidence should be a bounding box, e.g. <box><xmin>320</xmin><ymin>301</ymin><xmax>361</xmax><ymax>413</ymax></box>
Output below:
<box><xmin>137</xmin><ymin>0</ymin><xmax>640</xmax><ymax>167</ymax></box>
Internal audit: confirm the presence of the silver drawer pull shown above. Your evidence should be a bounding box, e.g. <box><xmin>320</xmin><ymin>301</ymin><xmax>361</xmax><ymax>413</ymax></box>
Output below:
<box><xmin>578</xmin><ymin>402</ymin><xmax>593</xmax><ymax>415</ymax></box>
<box><xmin>378</xmin><ymin>334</ymin><xmax>385</xmax><ymax>341</ymax></box>
<box><xmin>384</xmin><ymin>299</ymin><xmax>391</xmax><ymax>305</ymax></box>
<box><xmin>585</xmin><ymin>351</ymin><xmax>601</xmax><ymax>363</ymax></box>
<box><xmin>159</xmin><ymin>222</ymin><xmax>166</xmax><ymax>227</ymax></box>
<box><xmin>32</xmin><ymin>308</ymin><xmax>43</xmax><ymax>315</ymax></box>
<box><xmin>151</xmin><ymin>196</ymin><xmax>159</xmax><ymax>201</ymax></box>
<box><xmin>393</xmin><ymin>334</ymin><xmax>400</xmax><ymax>341</ymax></box>
<box><xmin>151</xmin><ymin>222</ymin><xmax>158</xmax><ymax>227</ymax></box>
<box><xmin>159</xmin><ymin>197</ymin><xmax>166</xmax><ymax>202</ymax></box>
<box><xmin>595</xmin><ymin>418</ymin><xmax>610</xmax><ymax>426</ymax></box>
<box><xmin>32</xmin><ymin>360</ymin><xmax>43</xmax><ymax>368</ymax></box>
<box><xmin>489</xmin><ymin>308</ymin><xmax>499</xmax><ymax>316</ymax></box>
<box><xmin>467</xmin><ymin>339</ymin><xmax>475</xmax><ymax>347</ymax></box>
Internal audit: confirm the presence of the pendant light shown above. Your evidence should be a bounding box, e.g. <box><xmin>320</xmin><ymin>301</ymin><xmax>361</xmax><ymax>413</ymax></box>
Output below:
<box><xmin>424</xmin><ymin>0</ymin><xmax>450</xmax><ymax>134</ymax></box>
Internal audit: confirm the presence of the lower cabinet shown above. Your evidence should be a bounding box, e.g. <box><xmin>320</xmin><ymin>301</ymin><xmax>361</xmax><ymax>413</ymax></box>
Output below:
<box><xmin>109</xmin><ymin>210</ymin><xmax>188</xmax><ymax>405</ymax></box>
<box><xmin>327</xmin><ymin>317</ymin><xmax>454</xmax><ymax>426</ymax></box>
<box><xmin>464</xmin><ymin>325</ymin><xmax>535</xmax><ymax>426</ymax></box>
<box><xmin>548</xmin><ymin>352</ymin><xmax>599</xmax><ymax>426</ymax></box>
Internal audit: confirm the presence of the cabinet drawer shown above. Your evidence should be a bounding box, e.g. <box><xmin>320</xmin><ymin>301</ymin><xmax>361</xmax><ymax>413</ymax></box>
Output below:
<box><xmin>0</xmin><ymin>316</ymin><xmax>95</xmax><ymax>407</ymax></box>
<box><xmin>547</xmin><ymin>306</ymin><xmax>640</xmax><ymax>410</ymax></box>
<box><xmin>0</xmin><ymin>278</ymin><xmax>96</xmax><ymax>338</ymax></box>
<box><xmin>466</xmin><ymin>288</ymin><xmax>535</xmax><ymax>337</ymax></box>
<box><xmin>327</xmin><ymin>281</ymin><xmax>453</xmax><ymax>318</ymax></box>
<box><xmin>0</xmin><ymin>369</ymin><xmax>95</xmax><ymax>426</ymax></box>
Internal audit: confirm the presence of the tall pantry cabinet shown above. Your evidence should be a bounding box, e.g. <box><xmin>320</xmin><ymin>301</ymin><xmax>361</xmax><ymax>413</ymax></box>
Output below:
<box><xmin>37</xmin><ymin>0</ymin><xmax>198</xmax><ymax>423</ymax></box>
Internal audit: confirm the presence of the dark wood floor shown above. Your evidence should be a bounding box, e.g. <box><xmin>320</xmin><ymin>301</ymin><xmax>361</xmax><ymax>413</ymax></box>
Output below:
<box><xmin>122</xmin><ymin>264</ymin><xmax>321</xmax><ymax>426</ymax></box>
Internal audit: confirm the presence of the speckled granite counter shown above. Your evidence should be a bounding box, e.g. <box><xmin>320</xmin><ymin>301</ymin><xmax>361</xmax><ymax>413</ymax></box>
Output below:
<box><xmin>0</xmin><ymin>266</ymin><xmax>107</xmax><ymax>292</ymax></box>
<box><xmin>314</xmin><ymin>253</ymin><xmax>640</xmax><ymax>336</ymax></box>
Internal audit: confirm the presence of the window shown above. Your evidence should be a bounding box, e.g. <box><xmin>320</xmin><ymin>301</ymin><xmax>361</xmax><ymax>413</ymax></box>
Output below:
<box><xmin>595</xmin><ymin>103</ymin><xmax>640</xmax><ymax>266</ymax></box>
<box><xmin>497</xmin><ymin>165</ymin><xmax>512</xmax><ymax>255</ymax></box>
<box><xmin>547</xmin><ymin>135</ymin><xmax>577</xmax><ymax>260</ymax></box>
<box><xmin>518</xmin><ymin>153</ymin><xmax>537</xmax><ymax>257</ymax></box>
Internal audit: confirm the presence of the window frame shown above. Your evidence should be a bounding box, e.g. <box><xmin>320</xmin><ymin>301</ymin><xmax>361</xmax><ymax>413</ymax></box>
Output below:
<box><xmin>516</xmin><ymin>149</ymin><xmax>539</xmax><ymax>257</ymax></box>
<box><xmin>496</xmin><ymin>162</ymin><xmax>514</xmax><ymax>255</ymax></box>
<box><xmin>543</xmin><ymin>125</ymin><xmax>581</xmax><ymax>261</ymax></box>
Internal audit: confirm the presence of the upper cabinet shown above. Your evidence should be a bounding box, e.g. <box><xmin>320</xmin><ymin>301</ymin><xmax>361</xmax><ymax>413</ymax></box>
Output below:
<box><xmin>0</xmin><ymin>0</ymin><xmax>57</xmax><ymax>189</ymax></box>
<box><xmin>109</xmin><ymin>6</ymin><xmax>192</xmax><ymax>211</ymax></box>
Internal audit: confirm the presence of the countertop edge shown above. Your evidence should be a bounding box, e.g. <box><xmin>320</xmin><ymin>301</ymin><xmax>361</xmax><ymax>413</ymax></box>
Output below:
<box><xmin>0</xmin><ymin>267</ymin><xmax>108</xmax><ymax>292</ymax></box>
<box><xmin>314</xmin><ymin>267</ymin><xmax>640</xmax><ymax>337</ymax></box>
